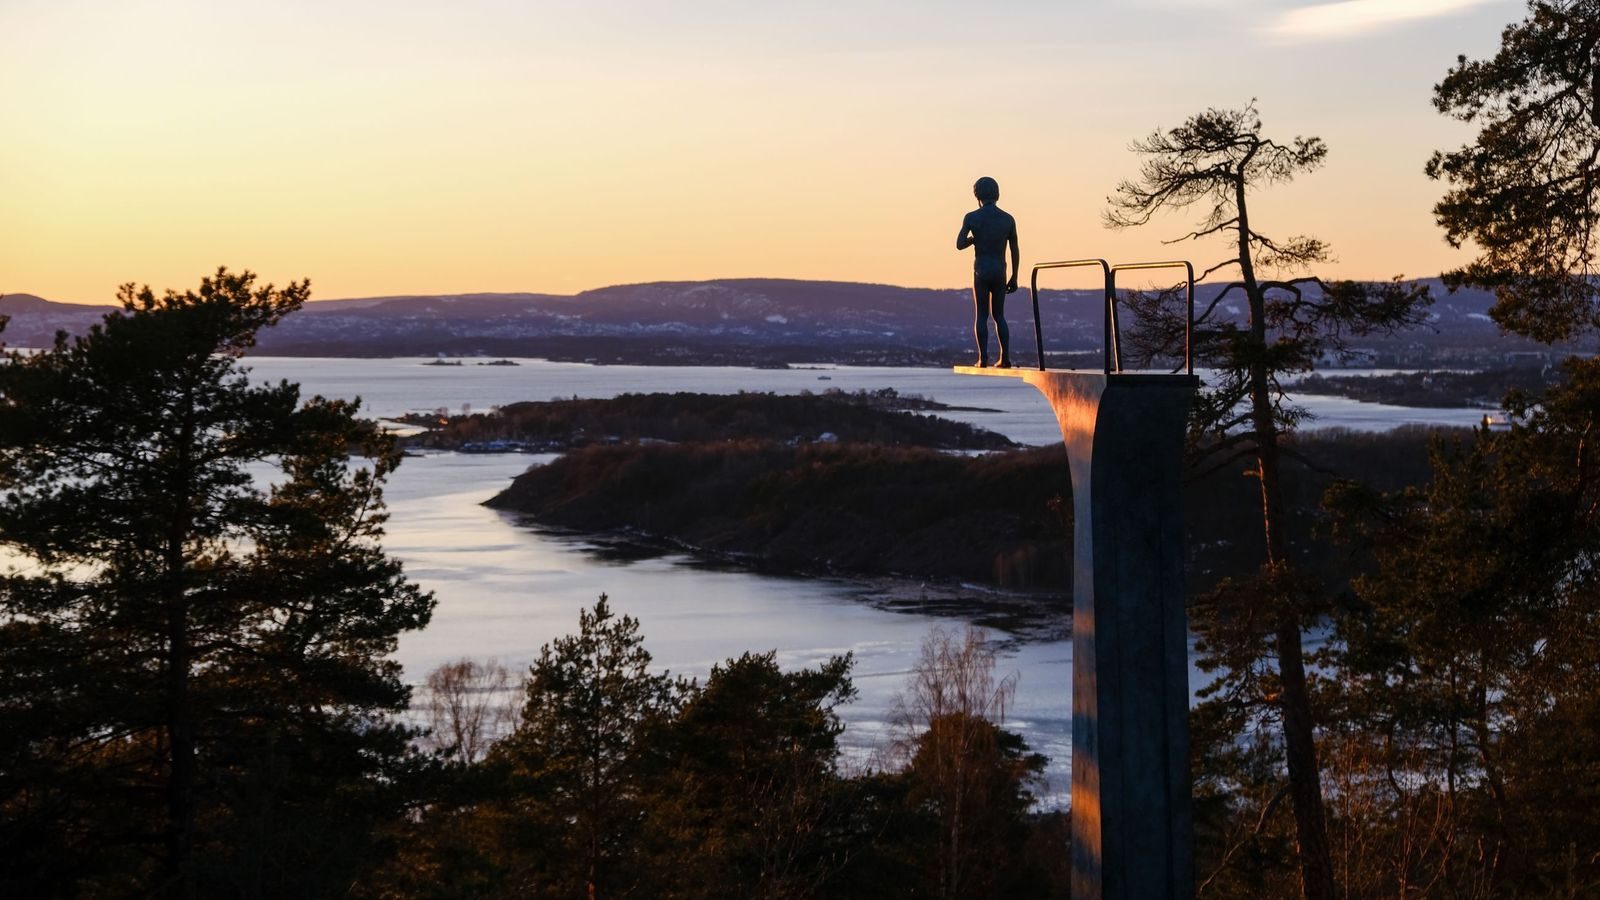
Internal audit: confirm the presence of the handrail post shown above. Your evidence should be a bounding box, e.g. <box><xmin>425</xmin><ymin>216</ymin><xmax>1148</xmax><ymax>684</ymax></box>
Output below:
<box><xmin>1029</xmin><ymin>259</ymin><xmax>1114</xmax><ymax>373</ymax></box>
<box><xmin>1109</xmin><ymin>260</ymin><xmax>1197</xmax><ymax>375</ymax></box>
<box><xmin>1030</xmin><ymin>269</ymin><xmax>1045</xmax><ymax>372</ymax></box>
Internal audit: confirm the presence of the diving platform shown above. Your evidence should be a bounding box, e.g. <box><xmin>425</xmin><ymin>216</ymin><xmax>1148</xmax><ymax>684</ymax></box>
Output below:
<box><xmin>955</xmin><ymin>259</ymin><xmax>1199</xmax><ymax>899</ymax></box>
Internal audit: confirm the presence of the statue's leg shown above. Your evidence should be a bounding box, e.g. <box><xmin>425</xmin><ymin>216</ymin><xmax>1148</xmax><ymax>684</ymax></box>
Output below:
<box><xmin>972</xmin><ymin>277</ymin><xmax>991</xmax><ymax>366</ymax></box>
<box><xmin>992</xmin><ymin>285</ymin><xmax>1012</xmax><ymax>367</ymax></box>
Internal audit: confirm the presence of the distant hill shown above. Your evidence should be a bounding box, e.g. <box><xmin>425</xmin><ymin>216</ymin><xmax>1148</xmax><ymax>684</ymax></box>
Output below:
<box><xmin>0</xmin><ymin>294</ymin><xmax>117</xmax><ymax>347</ymax></box>
<box><xmin>0</xmin><ymin>277</ymin><xmax>1558</xmax><ymax>367</ymax></box>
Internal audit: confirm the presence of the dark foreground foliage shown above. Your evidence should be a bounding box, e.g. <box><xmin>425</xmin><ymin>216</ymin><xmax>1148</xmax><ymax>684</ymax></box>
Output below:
<box><xmin>363</xmin><ymin>598</ymin><xmax>1070</xmax><ymax>900</ymax></box>
<box><xmin>1191</xmin><ymin>359</ymin><xmax>1600</xmax><ymax>899</ymax></box>
<box><xmin>0</xmin><ymin>270</ymin><xmax>436</xmax><ymax>898</ymax></box>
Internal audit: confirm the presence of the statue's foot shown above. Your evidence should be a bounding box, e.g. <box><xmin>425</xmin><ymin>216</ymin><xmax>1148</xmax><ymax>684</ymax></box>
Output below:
<box><xmin>974</xmin><ymin>357</ymin><xmax>989</xmax><ymax>368</ymax></box>
<box><xmin>995</xmin><ymin>357</ymin><xmax>1013</xmax><ymax>369</ymax></box>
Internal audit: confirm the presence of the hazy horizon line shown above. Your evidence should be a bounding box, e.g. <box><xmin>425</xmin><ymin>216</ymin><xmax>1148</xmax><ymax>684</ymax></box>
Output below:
<box><xmin>6</xmin><ymin>271</ymin><xmax>1466</xmax><ymax>308</ymax></box>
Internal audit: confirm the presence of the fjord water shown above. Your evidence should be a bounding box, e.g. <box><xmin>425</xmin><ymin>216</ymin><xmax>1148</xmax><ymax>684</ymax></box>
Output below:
<box><xmin>377</xmin><ymin>451</ymin><xmax>1074</xmax><ymax>782</ymax></box>
<box><xmin>246</xmin><ymin>357</ymin><xmax>1489</xmax><ymax>444</ymax></box>
<box><xmin>245</xmin><ymin>357</ymin><xmax>1486</xmax><ymax>795</ymax></box>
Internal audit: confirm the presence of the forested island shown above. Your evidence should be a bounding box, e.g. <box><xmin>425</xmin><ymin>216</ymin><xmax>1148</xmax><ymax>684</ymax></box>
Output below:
<box><xmin>1291</xmin><ymin>365</ymin><xmax>1557</xmax><ymax>407</ymax></box>
<box><xmin>490</xmin><ymin>441</ymin><xmax>1074</xmax><ymax>587</ymax></box>
<box><xmin>457</xmin><ymin>392</ymin><xmax>1450</xmax><ymax>594</ymax></box>
<box><xmin>403</xmin><ymin>388</ymin><xmax>1015</xmax><ymax>453</ymax></box>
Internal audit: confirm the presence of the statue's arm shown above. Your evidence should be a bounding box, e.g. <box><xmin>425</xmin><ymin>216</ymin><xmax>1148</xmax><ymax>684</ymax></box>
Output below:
<box><xmin>956</xmin><ymin>214</ymin><xmax>974</xmax><ymax>250</ymax></box>
<box><xmin>1007</xmin><ymin>226</ymin><xmax>1020</xmax><ymax>290</ymax></box>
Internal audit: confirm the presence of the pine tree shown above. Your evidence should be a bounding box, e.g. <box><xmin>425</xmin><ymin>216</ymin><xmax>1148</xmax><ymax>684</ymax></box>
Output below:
<box><xmin>491</xmin><ymin>595</ymin><xmax>689</xmax><ymax>900</ymax></box>
<box><xmin>0</xmin><ymin>268</ymin><xmax>434</xmax><ymax>898</ymax></box>
<box><xmin>1325</xmin><ymin>357</ymin><xmax>1600</xmax><ymax>894</ymax></box>
<box><xmin>649</xmin><ymin>650</ymin><xmax>857</xmax><ymax>899</ymax></box>
<box><xmin>1428</xmin><ymin>0</ymin><xmax>1600</xmax><ymax>342</ymax></box>
<box><xmin>1106</xmin><ymin>103</ymin><xmax>1431</xmax><ymax>900</ymax></box>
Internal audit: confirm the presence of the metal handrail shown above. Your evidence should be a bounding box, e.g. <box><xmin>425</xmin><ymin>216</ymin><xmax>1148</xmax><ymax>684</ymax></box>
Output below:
<box><xmin>1029</xmin><ymin>259</ymin><xmax>1116</xmax><ymax>373</ymax></box>
<box><xmin>1109</xmin><ymin>260</ymin><xmax>1196</xmax><ymax>376</ymax></box>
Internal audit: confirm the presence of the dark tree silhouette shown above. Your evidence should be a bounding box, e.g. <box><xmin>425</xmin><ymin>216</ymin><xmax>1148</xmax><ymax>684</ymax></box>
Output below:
<box><xmin>492</xmin><ymin>595</ymin><xmax>690</xmax><ymax>900</ymax></box>
<box><xmin>1106</xmin><ymin>103</ymin><xmax>1430</xmax><ymax>900</ymax></box>
<box><xmin>1428</xmin><ymin>0</ymin><xmax>1600</xmax><ymax>342</ymax></box>
<box><xmin>649</xmin><ymin>650</ymin><xmax>858</xmax><ymax>899</ymax></box>
<box><xmin>0</xmin><ymin>268</ymin><xmax>434</xmax><ymax>898</ymax></box>
<box><xmin>1324</xmin><ymin>357</ymin><xmax>1600</xmax><ymax>894</ymax></box>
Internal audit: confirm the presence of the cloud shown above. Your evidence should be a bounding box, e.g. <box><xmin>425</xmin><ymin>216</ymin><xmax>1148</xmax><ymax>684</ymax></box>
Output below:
<box><xmin>1130</xmin><ymin>0</ymin><xmax>1255</xmax><ymax>9</ymax></box>
<box><xmin>1265</xmin><ymin>0</ymin><xmax>1504</xmax><ymax>42</ymax></box>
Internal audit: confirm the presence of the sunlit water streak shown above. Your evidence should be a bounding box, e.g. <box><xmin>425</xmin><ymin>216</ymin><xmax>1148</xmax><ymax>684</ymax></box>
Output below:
<box><xmin>239</xmin><ymin>357</ymin><xmax>1485</xmax><ymax>802</ymax></box>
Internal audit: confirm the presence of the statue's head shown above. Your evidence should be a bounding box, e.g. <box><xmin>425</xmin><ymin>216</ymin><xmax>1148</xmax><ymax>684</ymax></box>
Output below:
<box><xmin>973</xmin><ymin>177</ymin><xmax>1000</xmax><ymax>203</ymax></box>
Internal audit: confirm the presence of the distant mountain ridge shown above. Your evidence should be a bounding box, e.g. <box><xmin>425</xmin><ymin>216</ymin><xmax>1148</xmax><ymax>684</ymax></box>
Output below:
<box><xmin>0</xmin><ymin>277</ymin><xmax>1549</xmax><ymax>367</ymax></box>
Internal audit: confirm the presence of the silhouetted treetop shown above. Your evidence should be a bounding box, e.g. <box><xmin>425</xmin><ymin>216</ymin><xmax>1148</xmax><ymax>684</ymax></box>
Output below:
<box><xmin>1106</xmin><ymin>102</ymin><xmax>1331</xmax><ymax>278</ymax></box>
<box><xmin>1428</xmin><ymin>0</ymin><xmax>1600</xmax><ymax>342</ymax></box>
<box><xmin>0</xmin><ymin>268</ymin><xmax>433</xmax><ymax>897</ymax></box>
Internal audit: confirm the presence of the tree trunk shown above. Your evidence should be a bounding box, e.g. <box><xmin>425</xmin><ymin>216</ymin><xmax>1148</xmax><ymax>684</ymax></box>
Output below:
<box><xmin>161</xmin><ymin>398</ymin><xmax>198</xmax><ymax>900</ymax></box>
<box><xmin>1237</xmin><ymin>177</ymin><xmax>1337</xmax><ymax>900</ymax></box>
<box><xmin>1274</xmin><ymin>616</ymin><xmax>1335</xmax><ymax>900</ymax></box>
<box><xmin>164</xmin><ymin>602</ymin><xmax>195</xmax><ymax>900</ymax></box>
<box><xmin>1251</xmin><ymin>352</ymin><xmax>1335</xmax><ymax>900</ymax></box>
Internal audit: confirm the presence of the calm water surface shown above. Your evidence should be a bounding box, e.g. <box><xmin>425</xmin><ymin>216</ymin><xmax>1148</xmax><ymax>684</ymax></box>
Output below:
<box><xmin>253</xmin><ymin>357</ymin><xmax>1489</xmax><ymax>442</ymax></box>
<box><xmin>244</xmin><ymin>357</ymin><xmax>1484</xmax><ymax>798</ymax></box>
<box><xmin>379</xmin><ymin>450</ymin><xmax>1073</xmax><ymax>795</ymax></box>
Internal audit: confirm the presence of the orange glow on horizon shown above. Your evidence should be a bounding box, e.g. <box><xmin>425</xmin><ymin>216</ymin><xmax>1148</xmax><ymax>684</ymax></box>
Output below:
<box><xmin>1</xmin><ymin>1</ymin><xmax>1504</xmax><ymax>305</ymax></box>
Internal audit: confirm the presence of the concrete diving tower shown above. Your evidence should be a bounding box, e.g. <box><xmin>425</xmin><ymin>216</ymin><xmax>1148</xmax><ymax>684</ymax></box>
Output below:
<box><xmin>957</xmin><ymin>259</ymin><xmax>1198</xmax><ymax>900</ymax></box>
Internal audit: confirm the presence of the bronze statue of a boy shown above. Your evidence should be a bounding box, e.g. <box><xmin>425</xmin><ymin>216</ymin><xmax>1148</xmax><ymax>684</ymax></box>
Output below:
<box><xmin>956</xmin><ymin>176</ymin><xmax>1019</xmax><ymax>368</ymax></box>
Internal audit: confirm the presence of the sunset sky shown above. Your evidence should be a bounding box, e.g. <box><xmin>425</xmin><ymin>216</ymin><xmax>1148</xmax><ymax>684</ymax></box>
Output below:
<box><xmin>1</xmin><ymin>0</ymin><xmax>1522</xmax><ymax>302</ymax></box>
